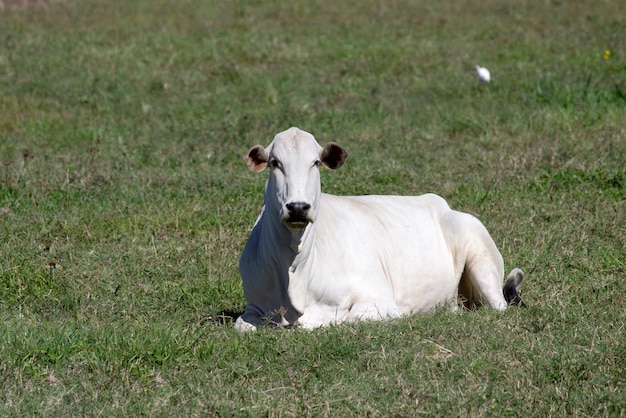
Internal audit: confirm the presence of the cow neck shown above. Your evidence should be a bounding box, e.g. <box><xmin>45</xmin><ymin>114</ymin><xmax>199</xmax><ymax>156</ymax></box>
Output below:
<box><xmin>288</xmin><ymin>223</ymin><xmax>315</xmax><ymax>256</ymax></box>
<box><xmin>261</xmin><ymin>205</ymin><xmax>313</xmax><ymax>256</ymax></box>
<box><xmin>268</xmin><ymin>212</ymin><xmax>314</xmax><ymax>258</ymax></box>
<box><xmin>262</xmin><ymin>185</ymin><xmax>317</xmax><ymax>268</ymax></box>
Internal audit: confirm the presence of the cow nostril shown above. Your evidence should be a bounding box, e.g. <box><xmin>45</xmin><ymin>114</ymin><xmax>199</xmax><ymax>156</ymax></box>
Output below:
<box><xmin>286</xmin><ymin>202</ymin><xmax>311</xmax><ymax>214</ymax></box>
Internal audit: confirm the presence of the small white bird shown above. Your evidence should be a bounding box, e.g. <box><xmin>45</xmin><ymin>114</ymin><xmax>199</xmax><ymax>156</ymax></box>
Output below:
<box><xmin>476</xmin><ymin>65</ymin><xmax>491</xmax><ymax>83</ymax></box>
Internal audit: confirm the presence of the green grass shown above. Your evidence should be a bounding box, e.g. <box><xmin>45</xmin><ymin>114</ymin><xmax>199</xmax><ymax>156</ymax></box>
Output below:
<box><xmin>1</xmin><ymin>0</ymin><xmax>625</xmax><ymax>415</ymax></box>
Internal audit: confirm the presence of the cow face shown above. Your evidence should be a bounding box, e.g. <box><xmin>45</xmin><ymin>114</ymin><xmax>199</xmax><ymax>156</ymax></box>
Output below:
<box><xmin>245</xmin><ymin>127</ymin><xmax>348</xmax><ymax>229</ymax></box>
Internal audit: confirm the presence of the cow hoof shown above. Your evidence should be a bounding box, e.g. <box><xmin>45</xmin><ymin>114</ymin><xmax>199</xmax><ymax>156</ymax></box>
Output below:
<box><xmin>234</xmin><ymin>316</ymin><xmax>257</xmax><ymax>333</ymax></box>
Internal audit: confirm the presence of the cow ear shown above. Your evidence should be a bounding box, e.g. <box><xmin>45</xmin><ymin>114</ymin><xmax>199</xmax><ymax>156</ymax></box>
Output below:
<box><xmin>321</xmin><ymin>142</ymin><xmax>348</xmax><ymax>170</ymax></box>
<box><xmin>245</xmin><ymin>145</ymin><xmax>269</xmax><ymax>172</ymax></box>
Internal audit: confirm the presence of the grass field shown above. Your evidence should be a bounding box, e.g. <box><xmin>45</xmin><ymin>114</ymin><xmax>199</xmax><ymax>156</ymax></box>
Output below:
<box><xmin>1</xmin><ymin>0</ymin><xmax>624</xmax><ymax>415</ymax></box>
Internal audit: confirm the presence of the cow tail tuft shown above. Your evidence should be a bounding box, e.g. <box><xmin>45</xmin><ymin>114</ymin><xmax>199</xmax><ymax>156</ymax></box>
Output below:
<box><xmin>503</xmin><ymin>268</ymin><xmax>525</xmax><ymax>307</ymax></box>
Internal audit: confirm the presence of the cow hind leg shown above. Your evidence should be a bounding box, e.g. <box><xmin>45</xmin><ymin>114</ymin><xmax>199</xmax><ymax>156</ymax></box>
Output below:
<box><xmin>459</xmin><ymin>264</ymin><xmax>526</xmax><ymax>310</ymax></box>
<box><xmin>459</xmin><ymin>261</ymin><xmax>508</xmax><ymax>311</ymax></box>
<box><xmin>447</xmin><ymin>212</ymin><xmax>526</xmax><ymax>311</ymax></box>
<box><xmin>457</xmin><ymin>236</ymin><xmax>509</xmax><ymax>310</ymax></box>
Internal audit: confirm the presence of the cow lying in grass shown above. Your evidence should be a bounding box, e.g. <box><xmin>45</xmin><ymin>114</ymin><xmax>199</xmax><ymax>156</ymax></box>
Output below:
<box><xmin>235</xmin><ymin>127</ymin><xmax>525</xmax><ymax>332</ymax></box>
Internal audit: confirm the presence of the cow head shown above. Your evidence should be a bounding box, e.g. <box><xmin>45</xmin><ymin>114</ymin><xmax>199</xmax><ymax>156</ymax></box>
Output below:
<box><xmin>245</xmin><ymin>127</ymin><xmax>348</xmax><ymax>229</ymax></box>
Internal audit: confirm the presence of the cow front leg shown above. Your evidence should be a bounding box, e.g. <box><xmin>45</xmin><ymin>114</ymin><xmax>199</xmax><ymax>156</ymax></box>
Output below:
<box><xmin>234</xmin><ymin>305</ymin><xmax>265</xmax><ymax>332</ymax></box>
<box><xmin>347</xmin><ymin>302</ymin><xmax>401</xmax><ymax>323</ymax></box>
<box><xmin>234</xmin><ymin>316</ymin><xmax>257</xmax><ymax>332</ymax></box>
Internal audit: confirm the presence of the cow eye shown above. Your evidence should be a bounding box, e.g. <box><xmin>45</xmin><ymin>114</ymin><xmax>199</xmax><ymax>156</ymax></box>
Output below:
<box><xmin>269</xmin><ymin>159</ymin><xmax>280</xmax><ymax>169</ymax></box>
<box><xmin>313</xmin><ymin>160</ymin><xmax>322</xmax><ymax>168</ymax></box>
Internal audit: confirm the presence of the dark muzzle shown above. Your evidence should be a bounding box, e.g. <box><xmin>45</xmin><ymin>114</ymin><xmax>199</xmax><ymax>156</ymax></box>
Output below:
<box><xmin>285</xmin><ymin>201</ymin><xmax>311</xmax><ymax>225</ymax></box>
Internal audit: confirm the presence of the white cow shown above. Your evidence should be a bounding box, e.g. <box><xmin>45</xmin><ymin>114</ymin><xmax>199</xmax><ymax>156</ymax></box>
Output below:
<box><xmin>235</xmin><ymin>127</ymin><xmax>525</xmax><ymax>332</ymax></box>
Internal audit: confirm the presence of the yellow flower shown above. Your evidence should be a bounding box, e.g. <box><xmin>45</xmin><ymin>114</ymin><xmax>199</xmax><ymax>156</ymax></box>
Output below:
<box><xmin>603</xmin><ymin>49</ymin><xmax>611</xmax><ymax>60</ymax></box>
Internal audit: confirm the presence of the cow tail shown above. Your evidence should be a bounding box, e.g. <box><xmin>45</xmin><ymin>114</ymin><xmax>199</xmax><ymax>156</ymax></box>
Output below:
<box><xmin>503</xmin><ymin>268</ymin><xmax>525</xmax><ymax>307</ymax></box>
